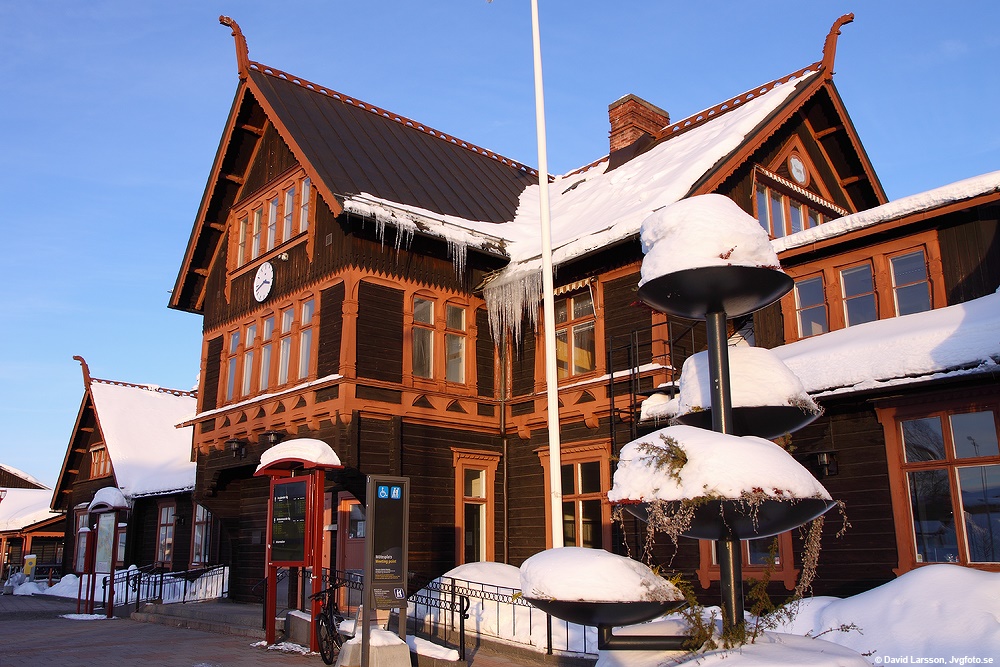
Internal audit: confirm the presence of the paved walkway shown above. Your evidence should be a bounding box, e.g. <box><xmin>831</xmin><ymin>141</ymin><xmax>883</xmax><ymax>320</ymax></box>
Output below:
<box><xmin>0</xmin><ymin>593</ymin><xmax>586</xmax><ymax>667</ymax></box>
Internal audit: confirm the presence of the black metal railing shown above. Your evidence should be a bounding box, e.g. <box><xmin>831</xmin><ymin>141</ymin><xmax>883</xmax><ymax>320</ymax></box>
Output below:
<box><xmin>100</xmin><ymin>564</ymin><xmax>229</xmax><ymax>610</ymax></box>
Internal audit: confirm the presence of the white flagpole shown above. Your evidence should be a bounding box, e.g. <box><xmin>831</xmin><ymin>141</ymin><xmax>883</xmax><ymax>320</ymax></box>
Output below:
<box><xmin>530</xmin><ymin>0</ymin><xmax>563</xmax><ymax>549</ymax></box>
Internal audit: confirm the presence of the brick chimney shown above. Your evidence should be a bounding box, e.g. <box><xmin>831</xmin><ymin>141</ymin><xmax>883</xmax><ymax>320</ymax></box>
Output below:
<box><xmin>608</xmin><ymin>94</ymin><xmax>670</xmax><ymax>153</ymax></box>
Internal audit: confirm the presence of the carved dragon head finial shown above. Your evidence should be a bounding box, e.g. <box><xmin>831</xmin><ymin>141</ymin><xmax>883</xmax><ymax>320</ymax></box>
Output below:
<box><xmin>73</xmin><ymin>355</ymin><xmax>92</xmax><ymax>388</ymax></box>
<box><xmin>219</xmin><ymin>15</ymin><xmax>250</xmax><ymax>80</ymax></box>
<box><xmin>821</xmin><ymin>13</ymin><xmax>855</xmax><ymax>79</ymax></box>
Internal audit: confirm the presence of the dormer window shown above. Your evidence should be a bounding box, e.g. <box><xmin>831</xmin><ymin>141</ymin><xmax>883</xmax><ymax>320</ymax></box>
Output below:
<box><xmin>753</xmin><ymin>166</ymin><xmax>845</xmax><ymax>239</ymax></box>
<box><xmin>231</xmin><ymin>172</ymin><xmax>314</xmax><ymax>270</ymax></box>
<box><xmin>90</xmin><ymin>446</ymin><xmax>111</xmax><ymax>479</ymax></box>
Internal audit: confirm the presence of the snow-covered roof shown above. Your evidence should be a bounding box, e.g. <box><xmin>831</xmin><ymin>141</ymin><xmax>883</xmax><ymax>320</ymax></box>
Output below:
<box><xmin>0</xmin><ymin>463</ymin><xmax>47</xmax><ymax>489</ymax></box>
<box><xmin>89</xmin><ymin>381</ymin><xmax>197</xmax><ymax>499</ymax></box>
<box><xmin>774</xmin><ymin>289</ymin><xmax>1000</xmax><ymax>398</ymax></box>
<box><xmin>773</xmin><ymin>170</ymin><xmax>1000</xmax><ymax>254</ymax></box>
<box><xmin>0</xmin><ymin>488</ymin><xmax>62</xmax><ymax>532</ymax></box>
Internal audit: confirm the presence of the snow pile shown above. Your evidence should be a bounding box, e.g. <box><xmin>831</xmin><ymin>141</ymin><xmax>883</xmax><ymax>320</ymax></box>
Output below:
<box><xmin>772</xmin><ymin>564</ymin><xmax>1000</xmax><ymax>661</ymax></box>
<box><xmin>520</xmin><ymin>547</ymin><xmax>683</xmax><ymax>603</ymax></box>
<box><xmin>608</xmin><ymin>425</ymin><xmax>830</xmax><ymax>503</ymax></box>
<box><xmin>639</xmin><ymin>392</ymin><xmax>678</xmax><ymax>423</ymax></box>
<box><xmin>13</xmin><ymin>580</ymin><xmax>46</xmax><ymax>596</ymax></box>
<box><xmin>639</xmin><ymin>194</ymin><xmax>781</xmax><ymax>286</ymax></box>
<box><xmin>676</xmin><ymin>346</ymin><xmax>818</xmax><ymax>415</ymax></box>
<box><xmin>343</xmin><ymin>628</ymin><xmax>406</xmax><ymax>647</ymax></box>
<box><xmin>88</xmin><ymin>486</ymin><xmax>129</xmax><ymax>511</ymax></box>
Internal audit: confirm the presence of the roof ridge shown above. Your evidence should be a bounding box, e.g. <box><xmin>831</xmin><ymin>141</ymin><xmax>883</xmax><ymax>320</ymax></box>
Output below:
<box><xmin>654</xmin><ymin>60</ymin><xmax>823</xmax><ymax>143</ymax></box>
<box><xmin>248</xmin><ymin>61</ymin><xmax>539</xmax><ymax>179</ymax></box>
<box><xmin>91</xmin><ymin>377</ymin><xmax>196</xmax><ymax>398</ymax></box>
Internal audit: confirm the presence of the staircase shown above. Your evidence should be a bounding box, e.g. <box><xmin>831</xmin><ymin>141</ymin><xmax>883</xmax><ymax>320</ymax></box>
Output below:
<box><xmin>131</xmin><ymin>599</ymin><xmax>274</xmax><ymax>640</ymax></box>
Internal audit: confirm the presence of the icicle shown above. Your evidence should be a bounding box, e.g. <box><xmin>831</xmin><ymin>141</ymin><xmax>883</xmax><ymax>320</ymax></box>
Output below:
<box><xmin>483</xmin><ymin>269</ymin><xmax>543</xmax><ymax>346</ymax></box>
<box><xmin>447</xmin><ymin>238</ymin><xmax>468</xmax><ymax>279</ymax></box>
<box><xmin>374</xmin><ymin>215</ymin><xmax>387</xmax><ymax>249</ymax></box>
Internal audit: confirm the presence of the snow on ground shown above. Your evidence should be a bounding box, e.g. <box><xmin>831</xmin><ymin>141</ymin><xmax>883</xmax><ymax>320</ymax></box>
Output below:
<box><xmin>441</xmin><ymin>560</ymin><xmax>999</xmax><ymax>665</ymax></box>
<box><xmin>607</xmin><ymin>424</ymin><xmax>830</xmax><ymax>503</ymax></box>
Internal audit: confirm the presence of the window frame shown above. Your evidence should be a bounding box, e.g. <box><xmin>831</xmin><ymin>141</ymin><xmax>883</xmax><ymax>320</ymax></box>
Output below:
<box><xmin>781</xmin><ymin>233</ymin><xmax>943</xmax><ymax>343</ymax></box>
<box><xmin>877</xmin><ymin>389</ymin><xmax>1000</xmax><ymax>574</ymax></box>
<box><xmin>552</xmin><ymin>289</ymin><xmax>598</xmax><ymax>382</ymax></box>
<box><xmin>536</xmin><ymin>442</ymin><xmax>612</xmax><ymax>550</ymax></box>
<box><xmin>215</xmin><ymin>294</ymin><xmax>319</xmax><ymax>407</ymax></box>
<box><xmin>839</xmin><ymin>260</ymin><xmax>878</xmax><ymax>327</ymax></box>
<box><xmin>189</xmin><ymin>504</ymin><xmax>213</xmax><ymax>568</ymax></box>
<box><xmin>155</xmin><ymin>500</ymin><xmax>177</xmax><ymax>568</ymax></box>
<box><xmin>89</xmin><ymin>445</ymin><xmax>111</xmax><ymax>479</ymax></box>
<box><xmin>452</xmin><ymin>449</ymin><xmax>500</xmax><ymax>564</ymax></box>
<box><xmin>696</xmin><ymin>533</ymin><xmax>799</xmax><ymax>590</ymax></box>
<box><xmin>793</xmin><ymin>274</ymin><xmax>828</xmax><ymax>338</ymax></box>
<box><xmin>408</xmin><ymin>294</ymin><xmax>471</xmax><ymax>386</ymax></box>
<box><xmin>753</xmin><ymin>171</ymin><xmax>843</xmax><ymax>240</ymax></box>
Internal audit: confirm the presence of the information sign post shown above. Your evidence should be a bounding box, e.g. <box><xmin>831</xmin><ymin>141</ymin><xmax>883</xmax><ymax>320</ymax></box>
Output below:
<box><xmin>361</xmin><ymin>475</ymin><xmax>409</xmax><ymax>667</ymax></box>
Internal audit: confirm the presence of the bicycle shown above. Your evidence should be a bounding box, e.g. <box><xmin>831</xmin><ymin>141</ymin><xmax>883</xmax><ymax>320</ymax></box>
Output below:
<box><xmin>309</xmin><ymin>579</ymin><xmax>348</xmax><ymax>665</ymax></box>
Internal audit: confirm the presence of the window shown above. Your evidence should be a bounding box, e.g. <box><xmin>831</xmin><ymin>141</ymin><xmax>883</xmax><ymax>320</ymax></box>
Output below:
<box><xmin>697</xmin><ymin>534</ymin><xmax>799</xmax><ymax>590</ymax></box>
<box><xmin>298</xmin><ymin>299</ymin><xmax>314</xmax><ymax>380</ymax></box>
<box><xmin>90</xmin><ymin>446</ymin><xmax>111</xmax><ymax>478</ymax></box>
<box><xmin>841</xmin><ymin>263</ymin><xmax>877</xmax><ymax>326</ymax></box>
<box><xmin>116</xmin><ymin>525</ymin><xmax>127</xmax><ymax>567</ymax></box>
<box><xmin>782</xmin><ymin>235</ymin><xmax>942</xmax><ymax>343</ymax></box>
<box><xmin>266</xmin><ymin>197</ymin><xmax>278</xmax><ymax>251</ymax></box>
<box><xmin>891</xmin><ymin>250</ymin><xmax>931</xmax><ymax>316</ymax></box>
<box><xmin>259</xmin><ymin>316</ymin><xmax>274</xmax><ymax>391</ymax></box>
<box><xmin>74</xmin><ymin>509</ymin><xmax>89</xmax><ymax>574</ymax></box>
<box><xmin>225</xmin><ymin>330</ymin><xmax>240</xmax><ymax>402</ymax></box>
<box><xmin>445</xmin><ymin>304</ymin><xmax>466</xmax><ymax>384</ymax></box>
<box><xmin>555</xmin><ymin>291</ymin><xmax>596</xmax><ymax>380</ymax></box>
<box><xmin>230</xmin><ymin>172</ymin><xmax>314</xmax><ymax>270</ymax></box>
<box><xmin>300</xmin><ymin>178</ymin><xmax>311</xmax><ymax>234</ymax></box>
<box><xmin>878</xmin><ymin>394</ymin><xmax>1000</xmax><ymax>573</ymax></box>
<box><xmin>453</xmin><ymin>449</ymin><xmax>499</xmax><ymax>564</ymax></box>
<box><xmin>241</xmin><ymin>323</ymin><xmax>256</xmax><ymax>397</ymax></box>
<box><xmin>412</xmin><ymin>297</ymin><xmax>434</xmax><ymax>379</ymax></box>
<box><xmin>536</xmin><ymin>443</ymin><xmax>612</xmax><ymax>550</ymax></box>
<box><xmin>216</xmin><ymin>297</ymin><xmax>319</xmax><ymax>405</ymax></box>
<box><xmin>794</xmin><ymin>276</ymin><xmax>828</xmax><ymax>337</ymax></box>
<box><xmin>283</xmin><ymin>186</ymin><xmax>295</xmax><ymax>241</ymax></box>
<box><xmin>190</xmin><ymin>505</ymin><xmax>213</xmax><ymax>568</ymax></box>
<box><xmin>562</xmin><ymin>460</ymin><xmax>605</xmax><ymax>548</ymax></box>
<box><xmin>410</xmin><ymin>296</ymin><xmax>469</xmax><ymax>384</ymax></box>
<box><xmin>277</xmin><ymin>307</ymin><xmax>293</xmax><ymax>386</ymax></box>
<box><xmin>755</xmin><ymin>181</ymin><xmax>836</xmax><ymax>238</ymax></box>
<box><xmin>901</xmin><ymin>410</ymin><xmax>999</xmax><ymax>564</ymax></box>
<box><xmin>156</xmin><ymin>502</ymin><xmax>176</xmax><ymax>567</ymax></box>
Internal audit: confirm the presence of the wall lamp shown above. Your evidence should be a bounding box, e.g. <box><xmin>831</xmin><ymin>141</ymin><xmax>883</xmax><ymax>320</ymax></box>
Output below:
<box><xmin>812</xmin><ymin>450</ymin><xmax>839</xmax><ymax>478</ymax></box>
<box><xmin>227</xmin><ymin>438</ymin><xmax>248</xmax><ymax>460</ymax></box>
<box><xmin>260</xmin><ymin>430</ymin><xmax>285</xmax><ymax>448</ymax></box>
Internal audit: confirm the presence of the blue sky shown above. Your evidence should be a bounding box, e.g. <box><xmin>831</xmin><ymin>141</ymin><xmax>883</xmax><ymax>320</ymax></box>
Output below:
<box><xmin>2</xmin><ymin>1</ymin><xmax>998</xmax><ymax>488</ymax></box>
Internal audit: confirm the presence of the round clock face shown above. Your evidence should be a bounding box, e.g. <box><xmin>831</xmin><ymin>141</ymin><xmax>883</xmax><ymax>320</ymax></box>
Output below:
<box><xmin>253</xmin><ymin>261</ymin><xmax>274</xmax><ymax>302</ymax></box>
<box><xmin>788</xmin><ymin>155</ymin><xmax>808</xmax><ymax>185</ymax></box>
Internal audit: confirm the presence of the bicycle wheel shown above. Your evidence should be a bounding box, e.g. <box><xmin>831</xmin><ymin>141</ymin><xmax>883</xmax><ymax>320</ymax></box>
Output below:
<box><xmin>316</xmin><ymin>614</ymin><xmax>337</xmax><ymax>665</ymax></box>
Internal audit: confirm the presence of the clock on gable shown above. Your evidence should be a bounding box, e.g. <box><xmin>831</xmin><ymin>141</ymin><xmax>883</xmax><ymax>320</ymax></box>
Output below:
<box><xmin>253</xmin><ymin>261</ymin><xmax>274</xmax><ymax>302</ymax></box>
<box><xmin>787</xmin><ymin>154</ymin><xmax>809</xmax><ymax>186</ymax></box>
